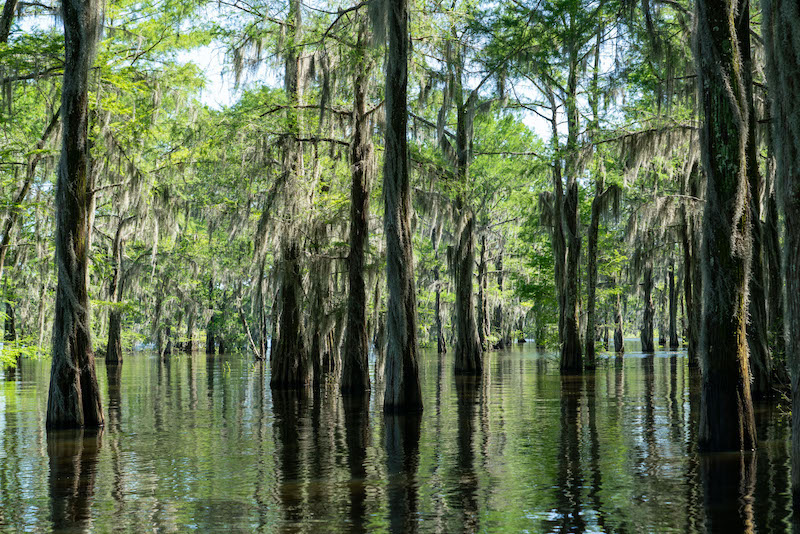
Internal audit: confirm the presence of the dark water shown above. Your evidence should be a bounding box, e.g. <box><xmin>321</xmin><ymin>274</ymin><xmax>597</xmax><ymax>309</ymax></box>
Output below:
<box><xmin>0</xmin><ymin>346</ymin><xmax>793</xmax><ymax>532</ymax></box>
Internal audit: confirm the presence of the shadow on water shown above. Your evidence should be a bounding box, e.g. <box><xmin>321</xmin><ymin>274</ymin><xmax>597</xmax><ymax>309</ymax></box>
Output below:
<box><xmin>385</xmin><ymin>412</ymin><xmax>421</xmax><ymax>534</ymax></box>
<box><xmin>47</xmin><ymin>428</ymin><xmax>102</xmax><ymax>533</ymax></box>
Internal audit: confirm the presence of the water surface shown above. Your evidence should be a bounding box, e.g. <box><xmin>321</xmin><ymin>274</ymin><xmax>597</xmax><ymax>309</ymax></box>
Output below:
<box><xmin>0</xmin><ymin>346</ymin><xmax>792</xmax><ymax>532</ymax></box>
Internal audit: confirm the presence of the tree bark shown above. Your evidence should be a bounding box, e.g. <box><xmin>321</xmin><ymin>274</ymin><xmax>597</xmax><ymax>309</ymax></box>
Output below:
<box><xmin>741</xmin><ymin>3</ymin><xmax>771</xmax><ymax>398</ymax></box>
<box><xmin>453</xmin><ymin>211</ymin><xmax>482</xmax><ymax>374</ymax></box>
<box><xmin>46</xmin><ymin>0</ymin><xmax>104</xmax><ymax>428</ymax></box>
<box><xmin>585</xmin><ymin>173</ymin><xmax>603</xmax><ymax>368</ymax></box>
<box><xmin>382</xmin><ymin>0</ymin><xmax>422</xmax><ymax>412</ymax></box>
<box><xmin>341</xmin><ymin>38</ymin><xmax>372</xmax><ymax>393</ymax></box>
<box><xmin>695</xmin><ymin>0</ymin><xmax>756</xmax><ymax>452</ymax></box>
<box><xmin>763</xmin><ymin>0</ymin><xmax>800</xmax><ymax>501</ymax></box>
<box><xmin>105</xmin><ymin>228</ymin><xmax>124</xmax><ymax>364</ymax></box>
<box><xmin>614</xmin><ymin>278</ymin><xmax>624</xmax><ymax>353</ymax></box>
<box><xmin>560</xmin><ymin>44</ymin><xmax>583</xmax><ymax>374</ymax></box>
<box><xmin>3</xmin><ymin>300</ymin><xmax>15</xmax><ymax>342</ymax></box>
<box><xmin>270</xmin><ymin>241</ymin><xmax>312</xmax><ymax>388</ymax></box>
<box><xmin>680</xmin><ymin>162</ymin><xmax>699</xmax><ymax>365</ymax></box>
<box><xmin>640</xmin><ymin>266</ymin><xmax>654</xmax><ymax>353</ymax></box>
<box><xmin>0</xmin><ymin>0</ymin><xmax>17</xmax><ymax>44</ymax></box>
<box><xmin>669</xmin><ymin>261</ymin><xmax>679</xmax><ymax>349</ymax></box>
<box><xmin>476</xmin><ymin>234</ymin><xmax>489</xmax><ymax>351</ymax></box>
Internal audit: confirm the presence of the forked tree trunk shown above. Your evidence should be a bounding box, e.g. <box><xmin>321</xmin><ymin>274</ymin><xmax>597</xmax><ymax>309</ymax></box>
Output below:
<box><xmin>46</xmin><ymin>0</ymin><xmax>104</xmax><ymax>428</ymax></box>
<box><xmin>340</xmin><ymin>36</ymin><xmax>373</xmax><ymax>393</ymax></box>
<box><xmin>382</xmin><ymin>0</ymin><xmax>422</xmax><ymax>412</ymax></box>
<box><xmin>695</xmin><ymin>0</ymin><xmax>756</xmax><ymax>452</ymax></box>
<box><xmin>763</xmin><ymin>0</ymin><xmax>800</xmax><ymax>501</ymax></box>
<box><xmin>640</xmin><ymin>266</ymin><xmax>654</xmax><ymax>353</ymax></box>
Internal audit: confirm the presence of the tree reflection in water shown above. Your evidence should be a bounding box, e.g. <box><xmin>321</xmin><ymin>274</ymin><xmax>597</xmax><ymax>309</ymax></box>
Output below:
<box><xmin>47</xmin><ymin>428</ymin><xmax>102</xmax><ymax>532</ymax></box>
<box><xmin>385</xmin><ymin>412</ymin><xmax>421</xmax><ymax>533</ymax></box>
<box><xmin>343</xmin><ymin>393</ymin><xmax>370</xmax><ymax>533</ymax></box>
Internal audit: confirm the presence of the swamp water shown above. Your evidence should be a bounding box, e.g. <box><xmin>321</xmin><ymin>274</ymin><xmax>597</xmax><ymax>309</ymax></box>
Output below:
<box><xmin>0</xmin><ymin>345</ymin><xmax>793</xmax><ymax>532</ymax></box>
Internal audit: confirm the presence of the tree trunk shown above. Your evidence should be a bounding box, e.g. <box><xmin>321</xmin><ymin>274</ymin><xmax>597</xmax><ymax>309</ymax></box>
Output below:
<box><xmin>184</xmin><ymin>303</ymin><xmax>195</xmax><ymax>353</ymax></box>
<box><xmin>741</xmin><ymin>4</ymin><xmax>771</xmax><ymax>399</ymax></box>
<box><xmin>106</xmin><ymin>223</ymin><xmax>127</xmax><ymax>364</ymax></box>
<box><xmin>453</xmin><ymin>212</ymin><xmax>482</xmax><ymax>375</ymax></box>
<box><xmin>640</xmin><ymin>266</ymin><xmax>654</xmax><ymax>353</ymax></box>
<box><xmin>560</xmin><ymin>44</ymin><xmax>583</xmax><ymax>374</ymax></box>
<box><xmin>0</xmin><ymin>0</ymin><xmax>18</xmax><ymax>44</ymax></box>
<box><xmin>493</xmin><ymin>246</ymin><xmax>509</xmax><ymax>349</ymax></box>
<box><xmin>764</xmin><ymin>188</ymin><xmax>784</xmax><ymax>362</ymax></box>
<box><xmin>585</xmin><ymin>174</ymin><xmax>603</xmax><ymax>369</ymax></box>
<box><xmin>695</xmin><ymin>0</ymin><xmax>756</xmax><ymax>452</ymax></box>
<box><xmin>763</xmin><ymin>0</ymin><xmax>800</xmax><ymax>500</ymax></box>
<box><xmin>614</xmin><ymin>279</ymin><xmax>624</xmax><ymax>353</ymax></box>
<box><xmin>46</xmin><ymin>0</ymin><xmax>104</xmax><ymax>428</ymax></box>
<box><xmin>341</xmin><ymin>53</ymin><xmax>374</xmax><ymax>393</ymax></box>
<box><xmin>382</xmin><ymin>0</ymin><xmax>422</xmax><ymax>412</ymax></box>
<box><xmin>270</xmin><ymin>241</ymin><xmax>312</xmax><ymax>388</ymax></box>
<box><xmin>562</xmin><ymin>179</ymin><xmax>582</xmax><ymax>372</ymax></box>
<box><xmin>680</xmin><ymin>162</ymin><xmax>699</xmax><ymax>365</ymax></box>
<box><xmin>3</xmin><ymin>300</ymin><xmax>15</xmax><ymax>342</ymax></box>
<box><xmin>205</xmin><ymin>277</ymin><xmax>215</xmax><ymax>355</ymax></box>
<box><xmin>669</xmin><ymin>261</ymin><xmax>679</xmax><ymax>349</ymax></box>
<box><xmin>476</xmin><ymin>234</ymin><xmax>489</xmax><ymax>351</ymax></box>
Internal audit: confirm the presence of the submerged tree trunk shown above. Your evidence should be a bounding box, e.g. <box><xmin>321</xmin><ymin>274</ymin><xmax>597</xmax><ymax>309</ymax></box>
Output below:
<box><xmin>669</xmin><ymin>261</ymin><xmax>679</xmax><ymax>349</ymax></box>
<box><xmin>585</xmin><ymin>174</ymin><xmax>603</xmax><ymax>369</ymax></box>
<box><xmin>763</xmin><ymin>0</ymin><xmax>800</xmax><ymax>501</ymax></box>
<box><xmin>453</xmin><ymin>212</ymin><xmax>482</xmax><ymax>375</ymax></box>
<box><xmin>476</xmin><ymin>234</ymin><xmax>490</xmax><ymax>351</ymax></box>
<box><xmin>493</xmin><ymin>246</ymin><xmax>510</xmax><ymax>349</ymax></box>
<box><xmin>614</xmin><ymin>279</ymin><xmax>624</xmax><ymax>353</ymax></box>
<box><xmin>184</xmin><ymin>302</ymin><xmax>195</xmax><ymax>353</ymax></box>
<box><xmin>432</xmin><ymin>227</ymin><xmax>446</xmax><ymax>354</ymax></box>
<box><xmin>106</xmin><ymin>229</ymin><xmax>124</xmax><ymax>364</ymax></box>
<box><xmin>341</xmin><ymin>29</ymin><xmax>373</xmax><ymax>394</ymax></box>
<box><xmin>640</xmin><ymin>266</ymin><xmax>655</xmax><ymax>353</ymax></box>
<box><xmin>695</xmin><ymin>0</ymin><xmax>756</xmax><ymax>452</ymax></box>
<box><xmin>47</xmin><ymin>0</ymin><xmax>104</xmax><ymax>428</ymax></box>
<box><xmin>382</xmin><ymin>0</ymin><xmax>422</xmax><ymax>412</ymax></box>
<box><xmin>271</xmin><ymin>241</ymin><xmax>312</xmax><ymax>388</ymax></box>
<box><xmin>680</xmin><ymin>163</ymin><xmax>700</xmax><ymax>365</ymax></box>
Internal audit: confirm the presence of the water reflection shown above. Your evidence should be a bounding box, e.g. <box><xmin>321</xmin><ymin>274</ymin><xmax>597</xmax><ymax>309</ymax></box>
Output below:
<box><xmin>386</xmin><ymin>413</ymin><xmax>421</xmax><ymax>533</ymax></box>
<box><xmin>343</xmin><ymin>394</ymin><xmax>370</xmax><ymax>533</ymax></box>
<box><xmin>273</xmin><ymin>389</ymin><xmax>311</xmax><ymax>532</ymax></box>
<box><xmin>700</xmin><ymin>452</ymin><xmax>756</xmax><ymax>533</ymax></box>
<box><xmin>47</xmin><ymin>429</ymin><xmax>102</xmax><ymax>532</ymax></box>
<box><xmin>455</xmin><ymin>376</ymin><xmax>480</xmax><ymax>533</ymax></box>
<box><xmin>0</xmin><ymin>350</ymin><xmax>795</xmax><ymax>532</ymax></box>
<box><xmin>548</xmin><ymin>374</ymin><xmax>586</xmax><ymax>533</ymax></box>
